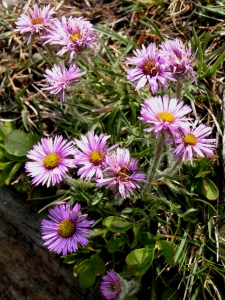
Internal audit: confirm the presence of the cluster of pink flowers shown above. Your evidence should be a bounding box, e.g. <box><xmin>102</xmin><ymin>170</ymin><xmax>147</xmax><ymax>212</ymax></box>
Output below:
<box><xmin>15</xmin><ymin>5</ymin><xmax>97</xmax><ymax>56</ymax></box>
<box><xmin>126</xmin><ymin>39</ymin><xmax>196</xmax><ymax>94</ymax></box>
<box><xmin>139</xmin><ymin>94</ymin><xmax>216</xmax><ymax>164</ymax></box>
<box><xmin>15</xmin><ymin>4</ymin><xmax>98</xmax><ymax>106</ymax></box>
<box><xmin>25</xmin><ymin>131</ymin><xmax>146</xmax><ymax>199</ymax></box>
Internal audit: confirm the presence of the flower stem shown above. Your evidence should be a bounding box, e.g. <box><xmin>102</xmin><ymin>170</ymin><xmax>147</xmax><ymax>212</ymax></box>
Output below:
<box><xmin>65</xmin><ymin>175</ymin><xmax>95</xmax><ymax>189</ymax></box>
<box><xmin>81</xmin><ymin>88</ymin><xmax>104</xmax><ymax>108</ymax></box>
<box><xmin>175</xmin><ymin>80</ymin><xmax>183</xmax><ymax>100</ymax></box>
<box><xmin>44</xmin><ymin>43</ymin><xmax>58</xmax><ymax>64</ymax></box>
<box><xmin>142</xmin><ymin>134</ymin><xmax>164</xmax><ymax>200</ymax></box>
<box><xmin>93</xmin><ymin>68</ymin><xmax>118</xmax><ymax>87</ymax></box>
<box><xmin>67</xmin><ymin>100</ymin><xmax>91</xmax><ymax>124</ymax></box>
<box><xmin>163</xmin><ymin>155</ymin><xmax>183</xmax><ymax>177</ymax></box>
<box><xmin>85</xmin><ymin>57</ymin><xmax>118</xmax><ymax>87</ymax></box>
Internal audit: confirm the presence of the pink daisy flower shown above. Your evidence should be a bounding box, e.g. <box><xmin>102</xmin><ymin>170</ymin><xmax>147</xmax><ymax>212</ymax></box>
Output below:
<box><xmin>96</xmin><ymin>148</ymin><xmax>146</xmax><ymax>199</ymax></box>
<box><xmin>41</xmin><ymin>16</ymin><xmax>98</xmax><ymax>61</ymax></box>
<box><xmin>173</xmin><ymin>121</ymin><xmax>216</xmax><ymax>164</ymax></box>
<box><xmin>73</xmin><ymin>131</ymin><xmax>117</xmax><ymax>182</ymax></box>
<box><xmin>41</xmin><ymin>202</ymin><xmax>94</xmax><ymax>255</ymax></box>
<box><xmin>25</xmin><ymin>135</ymin><xmax>75</xmax><ymax>187</ymax></box>
<box><xmin>15</xmin><ymin>4</ymin><xmax>55</xmax><ymax>44</ymax></box>
<box><xmin>160</xmin><ymin>38</ymin><xmax>196</xmax><ymax>82</ymax></box>
<box><xmin>125</xmin><ymin>43</ymin><xmax>175</xmax><ymax>93</ymax></box>
<box><xmin>42</xmin><ymin>63</ymin><xmax>86</xmax><ymax>107</ymax></box>
<box><xmin>138</xmin><ymin>95</ymin><xmax>192</xmax><ymax>138</ymax></box>
<box><xmin>100</xmin><ymin>270</ymin><xmax>121</xmax><ymax>300</ymax></box>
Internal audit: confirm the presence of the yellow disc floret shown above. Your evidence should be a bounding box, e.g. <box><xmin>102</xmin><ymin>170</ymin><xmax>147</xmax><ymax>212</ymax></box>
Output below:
<box><xmin>58</xmin><ymin>220</ymin><xmax>75</xmax><ymax>238</ymax></box>
<box><xmin>89</xmin><ymin>150</ymin><xmax>104</xmax><ymax>165</ymax></box>
<box><xmin>69</xmin><ymin>33</ymin><xmax>82</xmax><ymax>43</ymax></box>
<box><xmin>183</xmin><ymin>133</ymin><xmax>198</xmax><ymax>145</ymax></box>
<box><xmin>118</xmin><ymin>165</ymin><xmax>131</xmax><ymax>181</ymax></box>
<box><xmin>32</xmin><ymin>17</ymin><xmax>43</xmax><ymax>25</ymax></box>
<box><xmin>143</xmin><ymin>61</ymin><xmax>159</xmax><ymax>76</ymax></box>
<box><xmin>43</xmin><ymin>153</ymin><xmax>61</xmax><ymax>169</ymax></box>
<box><xmin>157</xmin><ymin>112</ymin><xmax>175</xmax><ymax>123</ymax></box>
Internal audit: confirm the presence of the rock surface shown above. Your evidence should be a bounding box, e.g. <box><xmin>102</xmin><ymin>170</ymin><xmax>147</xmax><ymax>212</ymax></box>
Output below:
<box><xmin>0</xmin><ymin>186</ymin><xmax>102</xmax><ymax>300</ymax></box>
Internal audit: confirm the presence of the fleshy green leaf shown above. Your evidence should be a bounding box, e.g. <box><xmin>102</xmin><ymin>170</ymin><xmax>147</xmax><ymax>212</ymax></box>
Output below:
<box><xmin>195</xmin><ymin>178</ymin><xmax>219</xmax><ymax>200</ymax></box>
<box><xmin>107</xmin><ymin>238</ymin><xmax>122</xmax><ymax>253</ymax></box>
<box><xmin>157</xmin><ymin>240</ymin><xmax>176</xmax><ymax>265</ymax></box>
<box><xmin>126</xmin><ymin>244</ymin><xmax>155</xmax><ymax>277</ymax></box>
<box><xmin>103</xmin><ymin>216</ymin><xmax>133</xmax><ymax>233</ymax></box>
<box><xmin>0</xmin><ymin>125</ymin><xmax>12</xmax><ymax>141</ymax></box>
<box><xmin>5</xmin><ymin>162</ymin><xmax>23</xmax><ymax>185</ymax></box>
<box><xmin>4</xmin><ymin>130</ymin><xmax>35</xmax><ymax>157</ymax></box>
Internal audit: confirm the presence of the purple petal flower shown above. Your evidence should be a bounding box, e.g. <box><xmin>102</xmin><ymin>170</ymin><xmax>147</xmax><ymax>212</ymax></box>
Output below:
<box><xmin>41</xmin><ymin>16</ymin><xmax>98</xmax><ymax>61</ymax></box>
<box><xmin>173</xmin><ymin>121</ymin><xmax>216</xmax><ymax>164</ymax></box>
<box><xmin>41</xmin><ymin>202</ymin><xmax>94</xmax><ymax>255</ymax></box>
<box><xmin>25</xmin><ymin>135</ymin><xmax>75</xmax><ymax>187</ymax></box>
<box><xmin>15</xmin><ymin>4</ymin><xmax>55</xmax><ymax>44</ymax></box>
<box><xmin>73</xmin><ymin>131</ymin><xmax>117</xmax><ymax>182</ymax></box>
<box><xmin>96</xmin><ymin>148</ymin><xmax>146</xmax><ymax>199</ymax></box>
<box><xmin>42</xmin><ymin>63</ymin><xmax>86</xmax><ymax>107</ymax></box>
<box><xmin>160</xmin><ymin>38</ymin><xmax>197</xmax><ymax>82</ymax></box>
<box><xmin>138</xmin><ymin>94</ymin><xmax>192</xmax><ymax>138</ymax></box>
<box><xmin>125</xmin><ymin>43</ymin><xmax>176</xmax><ymax>93</ymax></box>
<box><xmin>100</xmin><ymin>270</ymin><xmax>121</xmax><ymax>300</ymax></box>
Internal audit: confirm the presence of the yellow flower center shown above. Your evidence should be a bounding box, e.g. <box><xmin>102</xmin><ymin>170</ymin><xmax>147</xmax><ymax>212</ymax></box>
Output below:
<box><xmin>182</xmin><ymin>133</ymin><xmax>198</xmax><ymax>145</ymax></box>
<box><xmin>157</xmin><ymin>112</ymin><xmax>175</xmax><ymax>123</ymax></box>
<box><xmin>143</xmin><ymin>61</ymin><xmax>158</xmax><ymax>76</ymax></box>
<box><xmin>89</xmin><ymin>150</ymin><xmax>104</xmax><ymax>165</ymax></box>
<box><xmin>118</xmin><ymin>165</ymin><xmax>131</xmax><ymax>181</ymax></box>
<box><xmin>43</xmin><ymin>153</ymin><xmax>61</xmax><ymax>169</ymax></box>
<box><xmin>58</xmin><ymin>220</ymin><xmax>75</xmax><ymax>238</ymax></box>
<box><xmin>69</xmin><ymin>33</ymin><xmax>82</xmax><ymax>43</ymax></box>
<box><xmin>31</xmin><ymin>17</ymin><xmax>43</xmax><ymax>25</ymax></box>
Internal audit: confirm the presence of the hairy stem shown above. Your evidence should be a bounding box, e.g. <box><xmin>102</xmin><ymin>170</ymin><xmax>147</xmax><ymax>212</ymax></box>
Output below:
<box><xmin>142</xmin><ymin>134</ymin><xmax>164</xmax><ymax>200</ymax></box>
<box><xmin>175</xmin><ymin>80</ymin><xmax>183</xmax><ymax>100</ymax></box>
<box><xmin>44</xmin><ymin>43</ymin><xmax>58</xmax><ymax>64</ymax></box>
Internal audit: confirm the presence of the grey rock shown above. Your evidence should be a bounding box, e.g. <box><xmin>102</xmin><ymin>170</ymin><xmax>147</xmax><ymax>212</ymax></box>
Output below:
<box><xmin>0</xmin><ymin>186</ymin><xmax>102</xmax><ymax>300</ymax></box>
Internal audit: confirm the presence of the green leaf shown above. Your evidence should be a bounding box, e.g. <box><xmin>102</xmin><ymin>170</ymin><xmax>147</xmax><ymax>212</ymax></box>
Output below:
<box><xmin>79</xmin><ymin>263</ymin><xmax>97</xmax><ymax>288</ymax></box>
<box><xmin>161</xmin><ymin>288</ymin><xmax>178</xmax><ymax>300</ymax></box>
<box><xmin>119</xmin><ymin>110</ymin><xmax>134</xmax><ymax>134</ymax></box>
<box><xmin>94</xmin><ymin>25</ymin><xmax>130</xmax><ymax>46</ymax></box>
<box><xmin>95</xmin><ymin>256</ymin><xmax>106</xmax><ymax>275</ymax></box>
<box><xmin>107</xmin><ymin>238</ymin><xmax>122</xmax><ymax>253</ymax></box>
<box><xmin>195</xmin><ymin>170</ymin><xmax>212</xmax><ymax>178</ymax></box>
<box><xmin>0</xmin><ymin>147</ymin><xmax>5</xmax><ymax>161</ymax></box>
<box><xmin>103</xmin><ymin>216</ymin><xmax>133</xmax><ymax>233</ymax></box>
<box><xmin>141</xmin><ymin>17</ymin><xmax>165</xmax><ymax>41</ymax></box>
<box><xmin>63</xmin><ymin>253</ymin><xmax>84</xmax><ymax>264</ymax></box>
<box><xmin>5</xmin><ymin>152</ymin><xmax>28</xmax><ymax>162</ymax></box>
<box><xmin>21</xmin><ymin>109</ymin><xmax>30</xmax><ymax>131</ymax></box>
<box><xmin>91</xmin><ymin>228</ymin><xmax>108</xmax><ymax>236</ymax></box>
<box><xmin>73</xmin><ymin>259</ymin><xmax>90</xmax><ymax>275</ymax></box>
<box><xmin>0</xmin><ymin>161</ymin><xmax>14</xmax><ymax>171</ymax></box>
<box><xmin>99</xmin><ymin>38</ymin><xmax>115</xmax><ymax>65</ymax></box>
<box><xmin>76</xmin><ymin>256</ymin><xmax>106</xmax><ymax>288</ymax></box>
<box><xmin>4</xmin><ymin>162</ymin><xmax>23</xmax><ymax>185</ymax></box>
<box><xmin>195</xmin><ymin>178</ymin><xmax>219</xmax><ymax>200</ymax></box>
<box><xmin>157</xmin><ymin>240</ymin><xmax>175</xmax><ymax>265</ymax></box>
<box><xmin>206</xmin><ymin>51</ymin><xmax>225</xmax><ymax>77</ymax></box>
<box><xmin>0</xmin><ymin>163</ymin><xmax>15</xmax><ymax>185</ymax></box>
<box><xmin>4</xmin><ymin>130</ymin><xmax>35</xmax><ymax>157</ymax></box>
<box><xmin>0</xmin><ymin>125</ymin><xmax>12</xmax><ymax>141</ymax></box>
<box><xmin>126</xmin><ymin>244</ymin><xmax>155</xmax><ymax>276</ymax></box>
